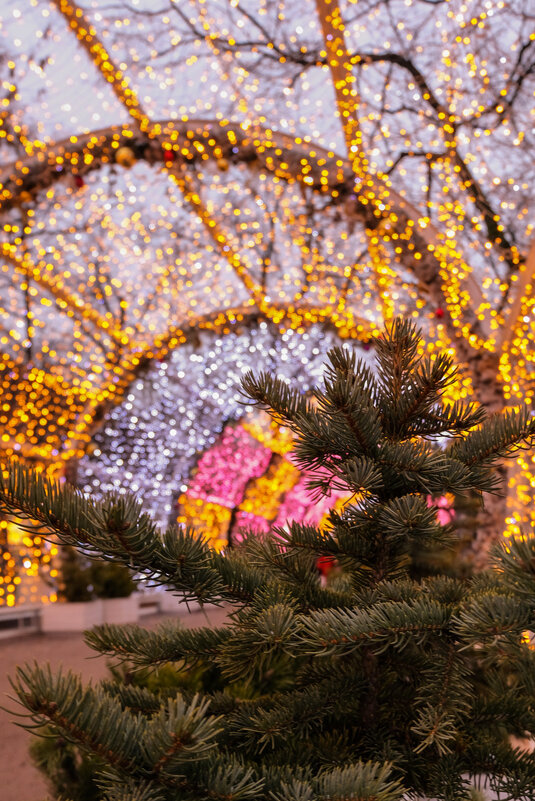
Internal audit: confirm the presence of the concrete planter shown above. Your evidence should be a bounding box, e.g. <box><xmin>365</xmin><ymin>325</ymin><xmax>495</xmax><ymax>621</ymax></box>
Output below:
<box><xmin>41</xmin><ymin>595</ymin><xmax>139</xmax><ymax>632</ymax></box>
<box><xmin>40</xmin><ymin>599</ymin><xmax>104</xmax><ymax>632</ymax></box>
<box><xmin>101</xmin><ymin>595</ymin><xmax>139</xmax><ymax>624</ymax></box>
<box><xmin>38</xmin><ymin>591</ymin><xmax>201</xmax><ymax>633</ymax></box>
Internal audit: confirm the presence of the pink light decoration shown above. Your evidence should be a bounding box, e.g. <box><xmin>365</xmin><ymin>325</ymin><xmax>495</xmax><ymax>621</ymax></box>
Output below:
<box><xmin>187</xmin><ymin>425</ymin><xmax>271</xmax><ymax>507</ymax></box>
<box><xmin>427</xmin><ymin>495</ymin><xmax>455</xmax><ymax>527</ymax></box>
<box><xmin>232</xmin><ymin>512</ymin><xmax>270</xmax><ymax>543</ymax></box>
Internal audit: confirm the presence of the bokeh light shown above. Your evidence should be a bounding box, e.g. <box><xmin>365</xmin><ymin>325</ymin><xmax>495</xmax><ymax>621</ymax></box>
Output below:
<box><xmin>0</xmin><ymin>0</ymin><xmax>534</xmax><ymax>602</ymax></box>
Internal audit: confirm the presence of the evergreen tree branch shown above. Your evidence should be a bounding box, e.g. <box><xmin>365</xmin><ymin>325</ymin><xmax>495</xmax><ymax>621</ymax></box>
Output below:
<box><xmin>100</xmin><ymin>778</ymin><xmax>166</xmax><ymax>801</ymax></box>
<box><xmin>142</xmin><ymin>695</ymin><xmax>222</xmax><ymax>776</ymax></box>
<box><xmin>374</xmin><ymin>319</ymin><xmax>421</xmax><ymax>409</ymax></box>
<box><xmin>237</xmin><ymin>536</ymin><xmax>351</xmax><ymax>609</ymax></box>
<box><xmin>0</xmin><ymin>460</ymin><xmax>271</xmax><ymax>604</ymax></box>
<box><xmin>240</xmin><ymin>371</ymin><xmax>313</xmax><ymax>429</ymax></box>
<box><xmin>102</xmin><ymin>682</ymin><xmax>164</xmax><ymax>717</ymax></box>
<box><xmin>385</xmin><ymin>353</ymin><xmax>457</xmax><ymax>436</ymax></box>
<box><xmin>316</xmin><ymin>371</ymin><xmax>381</xmax><ymax>456</ymax></box>
<box><xmin>411</xmin><ymin>646</ymin><xmax>473</xmax><ymax>756</ymax></box>
<box><xmin>11</xmin><ymin>664</ymin><xmax>261</xmax><ymax>800</ymax></box>
<box><xmin>86</xmin><ymin>621</ymin><xmax>233</xmax><ymax>667</ymax></box>
<box><xmin>228</xmin><ymin>679</ymin><xmax>350</xmax><ymax>753</ymax></box>
<box><xmin>306</xmin><ymin>455</ymin><xmax>384</xmax><ymax>498</ymax></box>
<box><xmin>216</xmin><ymin>603</ymin><xmax>300</xmax><ymax>682</ymax></box>
<box><xmin>10</xmin><ymin>664</ymin><xmax>145</xmax><ymax>773</ymax></box>
<box><xmin>409</xmin><ymin>400</ymin><xmax>486</xmax><ymax>439</ymax></box>
<box><xmin>447</xmin><ymin>407</ymin><xmax>535</xmax><ymax>468</ymax></box>
<box><xmin>490</xmin><ymin>534</ymin><xmax>535</xmax><ymax>600</ymax></box>
<box><xmin>270</xmin><ymin>761</ymin><xmax>405</xmax><ymax>801</ymax></box>
<box><xmin>453</xmin><ymin>595</ymin><xmax>531</xmax><ymax>647</ymax></box>
<box><xmin>297</xmin><ymin>598</ymin><xmax>451</xmax><ymax>656</ymax></box>
<box><xmin>323</xmin><ymin>347</ymin><xmax>378</xmax><ymax>401</ymax></box>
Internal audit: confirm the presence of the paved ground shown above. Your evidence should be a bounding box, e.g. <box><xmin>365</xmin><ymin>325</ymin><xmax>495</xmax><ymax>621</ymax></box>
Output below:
<box><xmin>0</xmin><ymin>604</ymin><xmax>229</xmax><ymax>801</ymax></box>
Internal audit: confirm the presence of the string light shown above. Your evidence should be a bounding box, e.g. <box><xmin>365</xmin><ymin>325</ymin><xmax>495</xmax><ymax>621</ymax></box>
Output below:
<box><xmin>78</xmin><ymin>323</ymin><xmax>363</xmax><ymax>529</ymax></box>
<box><xmin>0</xmin><ymin>0</ymin><xmax>533</xmax><ymax>601</ymax></box>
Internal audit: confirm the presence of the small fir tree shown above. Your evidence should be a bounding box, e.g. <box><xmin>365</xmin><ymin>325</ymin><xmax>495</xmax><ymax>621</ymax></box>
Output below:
<box><xmin>3</xmin><ymin>318</ymin><xmax>535</xmax><ymax>801</ymax></box>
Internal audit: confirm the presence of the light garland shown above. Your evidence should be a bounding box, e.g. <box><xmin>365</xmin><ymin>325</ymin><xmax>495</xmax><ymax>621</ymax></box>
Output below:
<box><xmin>0</xmin><ymin>0</ymin><xmax>533</xmax><ymax>601</ymax></box>
<box><xmin>78</xmin><ymin>323</ymin><xmax>364</xmax><ymax>528</ymax></box>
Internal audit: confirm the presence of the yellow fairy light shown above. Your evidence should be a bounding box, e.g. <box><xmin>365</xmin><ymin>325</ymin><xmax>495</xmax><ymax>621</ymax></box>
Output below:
<box><xmin>115</xmin><ymin>146</ymin><xmax>136</xmax><ymax>168</ymax></box>
<box><xmin>0</xmin><ymin>0</ymin><xmax>531</xmax><ymax>601</ymax></box>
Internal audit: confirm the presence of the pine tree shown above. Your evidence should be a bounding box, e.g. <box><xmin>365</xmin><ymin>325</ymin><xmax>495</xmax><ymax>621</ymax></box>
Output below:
<box><xmin>3</xmin><ymin>318</ymin><xmax>535</xmax><ymax>801</ymax></box>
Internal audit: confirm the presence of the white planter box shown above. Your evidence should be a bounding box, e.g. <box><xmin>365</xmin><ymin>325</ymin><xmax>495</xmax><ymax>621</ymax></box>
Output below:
<box><xmin>101</xmin><ymin>596</ymin><xmax>138</xmax><ymax>624</ymax></box>
<box><xmin>39</xmin><ymin>592</ymin><xmax>202</xmax><ymax>632</ymax></box>
<box><xmin>40</xmin><ymin>599</ymin><xmax>104</xmax><ymax>632</ymax></box>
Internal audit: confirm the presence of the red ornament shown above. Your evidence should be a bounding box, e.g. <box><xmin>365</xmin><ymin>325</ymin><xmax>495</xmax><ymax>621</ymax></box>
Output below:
<box><xmin>74</xmin><ymin>175</ymin><xmax>85</xmax><ymax>188</ymax></box>
<box><xmin>316</xmin><ymin>556</ymin><xmax>336</xmax><ymax>577</ymax></box>
<box><xmin>435</xmin><ymin>307</ymin><xmax>445</xmax><ymax>319</ymax></box>
<box><xmin>163</xmin><ymin>148</ymin><xmax>175</xmax><ymax>163</ymax></box>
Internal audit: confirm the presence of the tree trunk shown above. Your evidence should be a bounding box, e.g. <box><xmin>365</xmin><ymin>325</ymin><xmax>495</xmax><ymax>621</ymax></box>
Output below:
<box><xmin>461</xmin><ymin>351</ymin><xmax>507</xmax><ymax>570</ymax></box>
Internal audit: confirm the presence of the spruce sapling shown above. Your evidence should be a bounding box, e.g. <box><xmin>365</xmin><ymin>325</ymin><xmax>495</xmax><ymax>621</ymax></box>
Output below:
<box><xmin>2</xmin><ymin>318</ymin><xmax>535</xmax><ymax>801</ymax></box>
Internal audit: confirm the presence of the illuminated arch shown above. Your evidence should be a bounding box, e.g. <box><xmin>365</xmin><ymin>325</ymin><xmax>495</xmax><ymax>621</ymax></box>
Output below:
<box><xmin>0</xmin><ymin>0</ymin><xmax>532</xmax><ymax>576</ymax></box>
